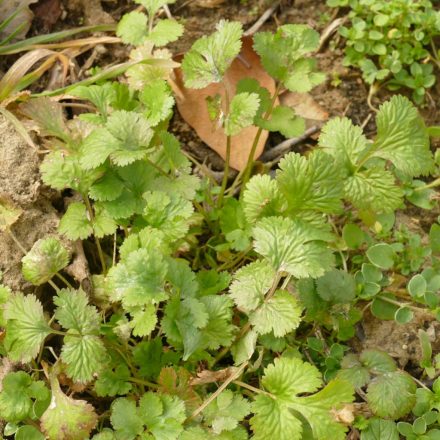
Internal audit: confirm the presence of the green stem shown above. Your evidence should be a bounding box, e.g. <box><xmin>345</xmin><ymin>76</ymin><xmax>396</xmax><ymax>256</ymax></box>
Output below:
<box><xmin>129</xmin><ymin>377</ymin><xmax>159</xmax><ymax>389</ymax></box>
<box><xmin>233</xmin><ymin>380</ymin><xmax>275</xmax><ymax>398</ymax></box>
<box><xmin>55</xmin><ymin>272</ymin><xmax>74</xmax><ymax>289</ymax></box>
<box><xmin>48</xmin><ymin>279</ymin><xmax>60</xmax><ymax>292</ymax></box>
<box><xmin>377</xmin><ymin>294</ymin><xmax>429</xmax><ymax>314</ymax></box>
<box><xmin>414</xmin><ymin>177</ymin><xmax>440</xmax><ymax>191</ymax></box>
<box><xmin>217</xmin><ymin>135</ymin><xmax>232</xmax><ymax>207</ymax></box>
<box><xmin>240</xmin><ymin>82</ymin><xmax>282</xmax><ymax>194</ymax></box>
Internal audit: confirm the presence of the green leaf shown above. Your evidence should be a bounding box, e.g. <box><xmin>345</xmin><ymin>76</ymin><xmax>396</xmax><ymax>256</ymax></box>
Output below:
<box><xmin>258</xmin><ymin>105</ymin><xmax>305</xmax><ymax>138</ymax></box>
<box><xmin>89</xmin><ymin>170</ymin><xmax>124</xmax><ymax>202</ymax></box>
<box><xmin>253</xmin><ymin>216</ymin><xmax>334</xmax><ymax>278</ymax></box>
<box><xmin>367</xmin><ymin>371</ymin><xmax>416</xmax><ymax>419</ymax></box>
<box><xmin>0</xmin><ymin>198</ymin><xmax>22</xmax><ymax>231</ymax></box>
<box><xmin>276</xmin><ymin>150</ymin><xmax>344</xmax><ymax>214</ymax></box>
<box><xmin>429</xmin><ymin>224</ymin><xmax>440</xmax><ymax>254</ymax></box>
<box><xmin>117</xmin><ymin>11</ymin><xmax>148</xmax><ymax>45</ymax></box>
<box><xmin>250</xmin><ymin>357</ymin><xmax>353</xmax><ymax>440</ymax></box>
<box><xmin>110</xmin><ymin>398</ymin><xmax>143</xmax><ymax>440</ymax></box>
<box><xmin>250</xmin><ymin>290</ymin><xmax>302</xmax><ymax>337</ymax></box>
<box><xmin>61</xmin><ymin>333</ymin><xmax>108</xmax><ymax>383</ymax></box>
<box><xmin>4</xmin><ymin>293</ymin><xmax>51</xmax><ymax>362</ymax></box>
<box><xmin>316</xmin><ymin>269</ymin><xmax>356</xmax><ymax>303</ymax></box>
<box><xmin>108</xmin><ymin>248</ymin><xmax>168</xmax><ymax>307</ymax></box>
<box><xmin>58</xmin><ymin>202</ymin><xmax>93</xmax><ymax>240</ymax></box>
<box><xmin>360</xmin><ymin>418</ymin><xmax>399</xmax><ymax>440</ymax></box>
<box><xmin>135</xmin><ymin>0</ymin><xmax>176</xmax><ymax>17</ymax></box>
<box><xmin>129</xmin><ymin>303</ymin><xmax>158</xmax><ymax>337</ymax></box>
<box><xmin>15</xmin><ymin>426</ymin><xmax>45</xmax><ymax>440</ymax></box>
<box><xmin>95</xmin><ymin>365</ymin><xmax>132</xmax><ymax>397</ymax></box>
<box><xmin>0</xmin><ymin>372</ymin><xmax>50</xmax><ymax>423</ymax></box>
<box><xmin>229</xmin><ymin>260</ymin><xmax>276</xmax><ymax>314</ymax></box>
<box><xmin>203</xmin><ymin>390</ymin><xmax>251</xmax><ymax>434</ymax></box>
<box><xmin>242</xmin><ymin>175</ymin><xmax>286</xmax><ymax>223</ymax></box>
<box><xmin>148</xmin><ymin>19</ymin><xmax>184</xmax><ymax>47</ymax></box>
<box><xmin>181</xmin><ymin>20</ymin><xmax>243</xmax><ymax>88</ymax></box>
<box><xmin>344</xmin><ymin>167</ymin><xmax>403</xmax><ymax>213</ymax></box>
<box><xmin>41</xmin><ymin>376</ymin><xmax>98</xmax><ymax>440</ymax></box>
<box><xmin>224</xmin><ymin>92</ymin><xmax>260</xmax><ymax>136</ymax></box>
<box><xmin>394</xmin><ymin>307</ymin><xmax>414</xmax><ymax>324</ymax></box>
<box><xmin>54</xmin><ymin>288</ymin><xmax>100</xmax><ymax>334</ymax></box>
<box><xmin>342</xmin><ymin>223</ymin><xmax>365</xmax><ymax>249</ymax></box>
<box><xmin>21</xmin><ymin>237</ymin><xmax>70</xmax><ymax>286</ymax></box>
<box><xmin>372</xmin><ymin>96</ymin><xmax>433</xmax><ymax>177</ymax></box>
<box><xmin>140</xmin><ymin>79</ymin><xmax>174</xmax><ymax>126</ymax></box>
<box><xmin>366</xmin><ymin>243</ymin><xmax>396</xmax><ymax>270</ymax></box>
<box><xmin>360</xmin><ymin>349</ymin><xmax>397</xmax><ymax>374</ymax></box>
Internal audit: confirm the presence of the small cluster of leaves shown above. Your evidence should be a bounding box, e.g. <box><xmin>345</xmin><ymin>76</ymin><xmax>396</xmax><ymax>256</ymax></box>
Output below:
<box><xmin>327</xmin><ymin>0</ymin><xmax>440</xmax><ymax>103</ymax></box>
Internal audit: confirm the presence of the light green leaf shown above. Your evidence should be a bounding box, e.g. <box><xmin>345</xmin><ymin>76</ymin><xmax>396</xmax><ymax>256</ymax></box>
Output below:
<box><xmin>181</xmin><ymin>20</ymin><xmax>243</xmax><ymax>88</ymax></box>
<box><xmin>140</xmin><ymin>80</ymin><xmax>174</xmax><ymax>126</ymax></box>
<box><xmin>148</xmin><ymin>19</ymin><xmax>184</xmax><ymax>46</ymax></box>
<box><xmin>372</xmin><ymin>96</ymin><xmax>433</xmax><ymax>177</ymax></box>
<box><xmin>366</xmin><ymin>243</ymin><xmax>396</xmax><ymax>270</ymax></box>
<box><xmin>93</xmin><ymin>204</ymin><xmax>118</xmax><ymax>238</ymax></box>
<box><xmin>59</xmin><ymin>202</ymin><xmax>93</xmax><ymax>240</ymax></box>
<box><xmin>129</xmin><ymin>303</ymin><xmax>158</xmax><ymax>337</ymax></box>
<box><xmin>253</xmin><ymin>216</ymin><xmax>334</xmax><ymax>278</ymax></box>
<box><xmin>258</xmin><ymin>105</ymin><xmax>305</xmax><ymax>138</ymax></box>
<box><xmin>203</xmin><ymin>390</ymin><xmax>251</xmax><ymax>434</ymax></box>
<box><xmin>231</xmin><ymin>330</ymin><xmax>258</xmax><ymax>365</ymax></box>
<box><xmin>117</xmin><ymin>11</ymin><xmax>148</xmax><ymax>45</ymax></box>
<box><xmin>250</xmin><ymin>290</ymin><xmax>302</xmax><ymax>337</ymax></box>
<box><xmin>61</xmin><ymin>333</ymin><xmax>108</xmax><ymax>383</ymax></box>
<box><xmin>89</xmin><ymin>170</ymin><xmax>124</xmax><ymax>202</ymax></box>
<box><xmin>110</xmin><ymin>398</ymin><xmax>143</xmax><ymax>440</ymax></box>
<box><xmin>229</xmin><ymin>260</ymin><xmax>276</xmax><ymax>314</ymax></box>
<box><xmin>315</xmin><ymin>269</ymin><xmax>356</xmax><ymax>303</ymax></box>
<box><xmin>4</xmin><ymin>293</ymin><xmax>51</xmax><ymax>362</ymax></box>
<box><xmin>344</xmin><ymin>167</ymin><xmax>403</xmax><ymax>213</ymax></box>
<box><xmin>360</xmin><ymin>418</ymin><xmax>399</xmax><ymax>440</ymax></box>
<box><xmin>95</xmin><ymin>365</ymin><xmax>132</xmax><ymax>397</ymax></box>
<box><xmin>318</xmin><ymin>117</ymin><xmax>368</xmax><ymax>169</ymax></box>
<box><xmin>224</xmin><ymin>92</ymin><xmax>260</xmax><ymax>136</ymax></box>
<box><xmin>366</xmin><ymin>371</ymin><xmax>416</xmax><ymax>419</ymax></box>
<box><xmin>41</xmin><ymin>376</ymin><xmax>98</xmax><ymax>440</ymax></box>
<box><xmin>276</xmin><ymin>150</ymin><xmax>344</xmax><ymax>214</ymax></box>
<box><xmin>22</xmin><ymin>237</ymin><xmax>70</xmax><ymax>286</ymax></box>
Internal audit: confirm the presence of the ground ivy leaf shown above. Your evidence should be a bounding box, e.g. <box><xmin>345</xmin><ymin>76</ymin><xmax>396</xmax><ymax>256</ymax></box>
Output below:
<box><xmin>203</xmin><ymin>390</ymin><xmax>251</xmax><ymax>434</ymax></box>
<box><xmin>140</xmin><ymin>79</ymin><xmax>174</xmax><ymax>126</ymax></box>
<box><xmin>250</xmin><ymin>290</ymin><xmax>302</xmax><ymax>337</ymax></box>
<box><xmin>108</xmin><ymin>248</ymin><xmax>168</xmax><ymax>307</ymax></box>
<box><xmin>41</xmin><ymin>376</ymin><xmax>98</xmax><ymax>440</ymax></box>
<box><xmin>21</xmin><ymin>237</ymin><xmax>70</xmax><ymax>286</ymax></box>
<box><xmin>360</xmin><ymin>349</ymin><xmax>397</xmax><ymax>374</ymax></box>
<box><xmin>229</xmin><ymin>260</ymin><xmax>275</xmax><ymax>314</ymax></box>
<box><xmin>54</xmin><ymin>288</ymin><xmax>100</xmax><ymax>334</ymax></box>
<box><xmin>61</xmin><ymin>332</ymin><xmax>108</xmax><ymax>383</ymax></box>
<box><xmin>95</xmin><ymin>365</ymin><xmax>132</xmax><ymax>397</ymax></box>
<box><xmin>253</xmin><ymin>216</ymin><xmax>334</xmax><ymax>278</ymax></box>
<box><xmin>4</xmin><ymin>293</ymin><xmax>51</xmax><ymax>362</ymax></box>
<box><xmin>318</xmin><ymin>117</ymin><xmax>368</xmax><ymax>169</ymax></box>
<box><xmin>242</xmin><ymin>175</ymin><xmax>286</xmax><ymax>223</ymax></box>
<box><xmin>258</xmin><ymin>105</ymin><xmax>305</xmax><ymax>138</ymax></box>
<box><xmin>224</xmin><ymin>92</ymin><xmax>260</xmax><ymax>136</ymax></box>
<box><xmin>344</xmin><ymin>167</ymin><xmax>403</xmax><ymax>213</ymax></box>
<box><xmin>110</xmin><ymin>398</ymin><xmax>144</xmax><ymax>440</ymax></box>
<box><xmin>366</xmin><ymin>243</ymin><xmax>396</xmax><ymax>270</ymax></box>
<box><xmin>148</xmin><ymin>19</ymin><xmax>184</xmax><ymax>47</ymax></box>
<box><xmin>117</xmin><ymin>11</ymin><xmax>148</xmax><ymax>45</ymax></box>
<box><xmin>58</xmin><ymin>202</ymin><xmax>93</xmax><ymax>240</ymax></box>
<box><xmin>276</xmin><ymin>150</ymin><xmax>344</xmax><ymax>214</ymax></box>
<box><xmin>181</xmin><ymin>20</ymin><xmax>243</xmax><ymax>88</ymax></box>
<box><xmin>367</xmin><ymin>371</ymin><xmax>416</xmax><ymax>419</ymax></box>
<box><xmin>372</xmin><ymin>95</ymin><xmax>433</xmax><ymax>177</ymax></box>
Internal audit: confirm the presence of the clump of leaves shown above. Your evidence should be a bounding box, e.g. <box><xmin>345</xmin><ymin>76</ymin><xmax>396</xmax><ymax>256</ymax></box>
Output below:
<box><xmin>327</xmin><ymin>0</ymin><xmax>440</xmax><ymax>104</ymax></box>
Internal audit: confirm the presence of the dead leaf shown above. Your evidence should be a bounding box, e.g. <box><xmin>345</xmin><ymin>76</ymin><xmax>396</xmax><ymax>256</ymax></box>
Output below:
<box><xmin>280</xmin><ymin>91</ymin><xmax>329</xmax><ymax>127</ymax></box>
<box><xmin>331</xmin><ymin>404</ymin><xmax>355</xmax><ymax>425</ymax></box>
<box><xmin>174</xmin><ymin>36</ymin><xmax>276</xmax><ymax>171</ymax></box>
<box><xmin>190</xmin><ymin>366</ymin><xmax>237</xmax><ymax>385</ymax></box>
<box><xmin>0</xmin><ymin>0</ymin><xmax>38</xmax><ymax>42</ymax></box>
<box><xmin>31</xmin><ymin>0</ymin><xmax>62</xmax><ymax>32</ymax></box>
<box><xmin>194</xmin><ymin>0</ymin><xmax>226</xmax><ymax>8</ymax></box>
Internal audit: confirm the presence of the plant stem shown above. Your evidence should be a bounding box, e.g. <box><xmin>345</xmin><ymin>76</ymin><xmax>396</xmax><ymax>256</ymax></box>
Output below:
<box><xmin>83</xmin><ymin>196</ymin><xmax>107</xmax><ymax>274</ymax></box>
<box><xmin>217</xmin><ymin>135</ymin><xmax>232</xmax><ymax>207</ymax></box>
<box><xmin>55</xmin><ymin>272</ymin><xmax>74</xmax><ymax>289</ymax></box>
<box><xmin>233</xmin><ymin>380</ymin><xmax>275</xmax><ymax>398</ymax></box>
<box><xmin>185</xmin><ymin>362</ymin><xmax>248</xmax><ymax>424</ymax></box>
<box><xmin>7</xmin><ymin>228</ymin><xmax>28</xmax><ymax>254</ymax></box>
<box><xmin>48</xmin><ymin>279</ymin><xmax>60</xmax><ymax>292</ymax></box>
<box><xmin>240</xmin><ymin>82</ymin><xmax>282</xmax><ymax>194</ymax></box>
<box><xmin>414</xmin><ymin>177</ymin><xmax>440</xmax><ymax>191</ymax></box>
<box><xmin>377</xmin><ymin>294</ymin><xmax>430</xmax><ymax>314</ymax></box>
<box><xmin>129</xmin><ymin>377</ymin><xmax>159</xmax><ymax>389</ymax></box>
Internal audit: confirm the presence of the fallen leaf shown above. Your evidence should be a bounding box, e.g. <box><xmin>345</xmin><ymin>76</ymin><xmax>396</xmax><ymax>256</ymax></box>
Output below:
<box><xmin>190</xmin><ymin>367</ymin><xmax>237</xmax><ymax>385</ymax></box>
<box><xmin>280</xmin><ymin>91</ymin><xmax>329</xmax><ymax>127</ymax></box>
<box><xmin>174</xmin><ymin>36</ymin><xmax>276</xmax><ymax>171</ymax></box>
<box><xmin>194</xmin><ymin>0</ymin><xmax>226</xmax><ymax>8</ymax></box>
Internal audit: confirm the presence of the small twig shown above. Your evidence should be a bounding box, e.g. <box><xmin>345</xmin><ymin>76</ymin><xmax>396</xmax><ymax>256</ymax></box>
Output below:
<box><xmin>262</xmin><ymin>125</ymin><xmax>321</xmax><ymax>162</ymax></box>
<box><xmin>244</xmin><ymin>1</ymin><xmax>281</xmax><ymax>36</ymax></box>
<box><xmin>318</xmin><ymin>16</ymin><xmax>347</xmax><ymax>52</ymax></box>
<box><xmin>185</xmin><ymin>362</ymin><xmax>248</xmax><ymax>423</ymax></box>
<box><xmin>163</xmin><ymin>4</ymin><xmax>173</xmax><ymax>19</ymax></box>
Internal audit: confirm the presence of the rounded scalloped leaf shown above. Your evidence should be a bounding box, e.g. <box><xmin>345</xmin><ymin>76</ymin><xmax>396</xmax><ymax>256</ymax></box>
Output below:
<box><xmin>22</xmin><ymin>237</ymin><xmax>70</xmax><ymax>286</ymax></box>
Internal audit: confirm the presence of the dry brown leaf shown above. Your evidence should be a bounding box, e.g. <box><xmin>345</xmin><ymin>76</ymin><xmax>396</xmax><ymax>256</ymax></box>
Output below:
<box><xmin>280</xmin><ymin>91</ymin><xmax>329</xmax><ymax>127</ymax></box>
<box><xmin>174</xmin><ymin>36</ymin><xmax>276</xmax><ymax>171</ymax></box>
<box><xmin>194</xmin><ymin>0</ymin><xmax>226</xmax><ymax>8</ymax></box>
<box><xmin>190</xmin><ymin>366</ymin><xmax>237</xmax><ymax>385</ymax></box>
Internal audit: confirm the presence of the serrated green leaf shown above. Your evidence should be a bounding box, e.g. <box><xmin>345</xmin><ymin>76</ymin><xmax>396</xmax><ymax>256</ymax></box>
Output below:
<box><xmin>372</xmin><ymin>96</ymin><xmax>433</xmax><ymax>177</ymax></box>
<box><xmin>360</xmin><ymin>418</ymin><xmax>399</xmax><ymax>440</ymax></box>
<box><xmin>110</xmin><ymin>398</ymin><xmax>143</xmax><ymax>440</ymax></box>
<box><xmin>59</xmin><ymin>202</ymin><xmax>93</xmax><ymax>240</ymax></box>
<box><xmin>258</xmin><ymin>105</ymin><xmax>305</xmax><ymax>138</ymax></box>
<box><xmin>253</xmin><ymin>216</ymin><xmax>334</xmax><ymax>278</ymax></box>
<box><xmin>250</xmin><ymin>290</ymin><xmax>302</xmax><ymax>337</ymax></box>
<box><xmin>61</xmin><ymin>332</ymin><xmax>108</xmax><ymax>382</ymax></box>
<box><xmin>203</xmin><ymin>390</ymin><xmax>251</xmax><ymax>434</ymax></box>
<box><xmin>277</xmin><ymin>150</ymin><xmax>344</xmax><ymax>214</ymax></box>
<box><xmin>21</xmin><ymin>237</ymin><xmax>70</xmax><ymax>286</ymax></box>
<box><xmin>181</xmin><ymin>20</ymin><xmax>243</xmax><ymax>88</ymax></box>
<box><xmin>4</xmin><ymin>293</ymin><xmax>51</xmax><ymax>362</ymax></box>
<box><xmin>344</xmin><ymin>167</ymin><xmax>403</xmax><ymax>213</ymax></box>
<box><xmin>229</xmin><ymin>260</ymin><xmax>275</xmax><ymax>314</ymax></box>
<box><xmin>224</xmin><ymin>92</ymin><xmax>260</xmax><ymax>136</ymax></box>
<box><xmin>89</xmin><ymin>170</ymin><xmax>124</xmax><ymax>202</ymax></box>
<box><xmin>141</xmin><ymin>79</ymin><xmax>174</xmax><ymax>126</ymax></box>
<box><xmin>367</xmin><ymin>371</ymin><xmax>416</xmax><ymax>419</ymax></box>
<box><xmin>129</xmin><ymin>303</ymin><xmax>158</xmax><ymax>337</ymax></box>
<box><xmin>117</xmin><ymin>11</ymin><xmax>148</xmax><ymax>45</ymax></box>
<box><xmin>315</xmin><ymin>269</ymin><xmax>356</xmax><ymax>303</ymax></box>
<box><xmin>148</xmin><ymin>19</ymin><xmax>184</xmax><ymax>47</ymax></box>
<box><xmin>95</xmin><ymin>365</ymin><xmax>132</xmax><ymax>397</ymax></box>
<box><xmin>70</xmin><ymin>83</ymin><xmax>116</xmax><ymax>117</ymax></box>
<box><xmin>41</xmin><ymin>375</ymin><xmax>98</xmax><ymax>440</ymax></box>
